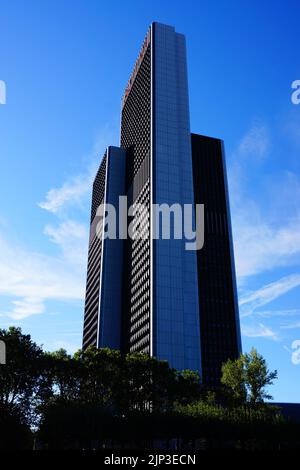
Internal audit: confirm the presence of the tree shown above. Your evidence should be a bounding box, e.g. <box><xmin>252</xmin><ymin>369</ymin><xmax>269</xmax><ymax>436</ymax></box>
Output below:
<box><xmin>244</xmin><ymin>348</ymin><xmax>278</xmax><ymax>404</ymax></box>
<box><xmin>174</xmin><ymin>369</ymin><xmax>202</xmax><ymax>405</ymax></box>
<box><xmin>43</xmin><ymin>349</ymin><xmax>81</xmax><ymax>402</ymax></box>
<box><xmin>124</xmin><ymin>352</ymin><xmax>168</xmax><ymax>411</ymax></box>
<box><xmin>221</xmin><ymin>356</ymin><xmax>247</xmax><ymax>404</ymax></box>
<box><xmin>76</xmin><ymin>346</ymin><xmax>123</xmax><ymax>409</ymax></box>
<box><xmin>221</xmin><ymin>348</ymin><xmax>278</xmax><ymax>405</ymax></box>
<box><xmin>0</xmin><ymin>327</ymin><xmax>45</xmax><ymax>424</ymax></box>
<box><xmin>0</xmin><ymin>403</ymin><xmax>33</xmax><ymax>449</ymax></box>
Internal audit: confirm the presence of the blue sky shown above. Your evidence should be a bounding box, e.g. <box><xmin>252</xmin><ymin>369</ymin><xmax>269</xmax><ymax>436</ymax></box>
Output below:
<box><xmin>1</xmin><ymin>0</ymin><xmax>300</xmax><ymax>402</ymax></box>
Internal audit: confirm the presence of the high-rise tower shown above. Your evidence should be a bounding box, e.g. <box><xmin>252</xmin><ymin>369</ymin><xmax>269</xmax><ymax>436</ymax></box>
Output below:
<box><xmin>82</xmin><ymin>23</ymin><xmax>241</xmax><ymax>385</ymax></box>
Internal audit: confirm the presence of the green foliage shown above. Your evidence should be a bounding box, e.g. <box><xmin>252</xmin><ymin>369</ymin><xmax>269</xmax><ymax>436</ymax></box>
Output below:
<box><xmin>221</xmin><ymin>348</ymin><xmax>278</xmax><ymax>405</ymax></box>
<box><xmin>0</xmin><ymin>327</ymin><xmax>293</xmax><ymax>450</ymax></box>
<box><xmin>244</xmin><ymin>348</ymin><xmax>278</xmax><ymax>404</ymax></box>
<box><xmin>0</xmin><ymin>327</ymin><xmax>45</xmax><ymax>424</ymax></box>
<box><xmin>221</xmin><ymin>356</ymin><xmax>247</xmax><ymax>404</ymax></box>
<box><xmin>77</xmin><ymin>346</ymin><xmax>123</xmax><ymax>407</ymax></box>
<box><xmin>175</xmin><ymin>369</ymin><xmax>202</xmax><ymax>405</ymax></box>
<box><xmin>175</xmin><ymin>400</ymin><xmax>282</xmax><ymax>424</ymax></box>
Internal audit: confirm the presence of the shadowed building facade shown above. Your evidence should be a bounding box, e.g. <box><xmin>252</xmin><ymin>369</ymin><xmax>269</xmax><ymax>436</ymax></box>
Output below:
<box><xmin>191</xmin><ymin>134</ymin><xmax>241</xmax><ymax>385</ymax></box>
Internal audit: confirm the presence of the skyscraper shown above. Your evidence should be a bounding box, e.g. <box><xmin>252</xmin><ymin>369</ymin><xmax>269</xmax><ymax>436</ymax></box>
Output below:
<box><xmin>82</xmin><ymin>22</ymin><xmax>241</xmax><ymax>386</ymax></box>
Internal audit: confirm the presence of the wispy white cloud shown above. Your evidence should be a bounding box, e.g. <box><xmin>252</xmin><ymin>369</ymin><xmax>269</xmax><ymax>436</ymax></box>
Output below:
<box><xmin>237</xmin><ymin>123</ymin><xmax>270</xmax><ymax>160</ymax></box>
<box><xmin>239</xmin><ymin>274</ymin><xmax>300</xmax><ymax>318</ymax></box>
<box><xmin>38</xmin><ymin>173</ymin><xmax>94</xmax><ymax>214</ymax></box>
<box><xmin>228</xmin><ymin>123</ymin><xmax>270</xmax><ymax>202</ymax></box>
<box><xmin>0</xmin><ymin>126</ymin><xmax>117</xmax><ymax>320</ymax></box>
<box><xmin>228</xmin><ymin>124</ymin><xmax>300</xmax><ymax>280</ymax></box>
<box><xmin>7</xmin><ymin>297</ymin><xmax>45</xmax><ymax>320</ymax></box>
<box><xmin>234</xmin><ymin>213</ymin><xmax>300</xmax><ymax>279</ymax></box>
<box><xmin>280</xmin><ymin>322</ymin><xmax>300</xmax><ymax>330</ymax></box>
<box><xmin>257</xmin><ymin>309</ymin><xmax>300</xmax><ymax>319</ymax></box>
<box><xmin>0</xmin><ymin>230</ymin><xmax>85</xmax><ymax>320</ymax></box>
<box><xmin>241</xmin><ymin>322</ymin><xmax>278</xmax><ymax>341</ymax></box>
<box><xmin>38</xmin><ymin>124</ymin><xmax>118</xmax><ymax>214</ymax></box>
<box><xmin>44</xmin><ymin>220</ymin><xmax>88</xmax><ymax>270</ymax></box>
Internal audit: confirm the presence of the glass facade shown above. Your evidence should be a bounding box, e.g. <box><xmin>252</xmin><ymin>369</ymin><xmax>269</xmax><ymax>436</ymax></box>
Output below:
<box><xmin>153</xmin><ymin>24</ymin><xmax>201</xmax><ymax>371</ymax></box>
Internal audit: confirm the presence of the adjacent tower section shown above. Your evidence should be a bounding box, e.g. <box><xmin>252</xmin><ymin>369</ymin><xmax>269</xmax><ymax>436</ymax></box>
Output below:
<box><xmin>82</xmin><ymin>146</ymin><xmax>126</xmax><ymax>350</ymax></box>
<box><xmin>191</xmin><ymin>134</ymin><xmax>242</xmax><ymax>385</ymax></box>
